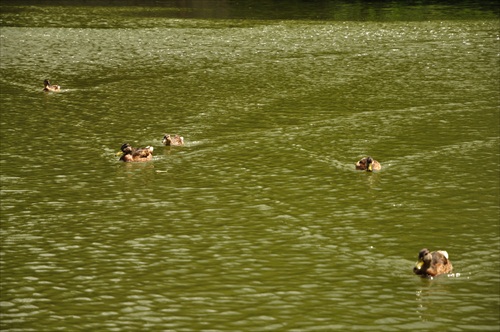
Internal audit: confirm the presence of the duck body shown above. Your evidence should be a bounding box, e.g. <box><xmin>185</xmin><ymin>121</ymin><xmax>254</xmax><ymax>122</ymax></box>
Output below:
<box><xmin>356</xmin><ymin>156</ymin><xmax>381</xmax><ymax>171</ymax></box>
<box><xmin>413</xmin><ymin>248</ymin><xmax>453</xmax><ymax>277</ymax></box>
<box><xmin>162</xmin><ymin>134</ymin><xmax>184</xmax><ymax>146</ymax></box>
<box><xmin>119</xmin><ymin>143</ymin><xmax>153</xmax><ymax>162</ymax></box>
<box><xmin>43</xmin><ymin>79</ymin><xmax>61</xmax><ymax>92</ymax></box>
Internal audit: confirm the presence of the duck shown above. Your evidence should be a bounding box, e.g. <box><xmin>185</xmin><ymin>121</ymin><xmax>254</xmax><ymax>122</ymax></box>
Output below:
<box><xmin>413</xmin><ymin>248</ymin><xmax>453</xmax><ymax>277</ymax></box>
<box><xmin>43</xmin><ymin>79</ymin><xmax>61</xmax><ymax>92</ymax></box>
<box><xmin>162</xmin><ymin>134</ymin><xmax>184</xmax><ymax>146</ymax></box>
<box><xmin>355</xmin><ymin>156</ymin><xmax>381</xmax><ymax>171</ymax></box>
<box><xmin>118</xmin><ymin>143</ymin><xmax>154</xmax><ymax>162</ymax></box>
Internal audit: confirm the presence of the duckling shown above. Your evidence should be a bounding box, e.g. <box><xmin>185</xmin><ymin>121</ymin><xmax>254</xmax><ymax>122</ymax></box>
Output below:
<box><xmin>43</xmin><ymin>79</ymin><xmax>61</xmax><ymax>92</ymax></box>
<box><xmin>162</xmin><ymin>134</ymin><xmax>184</xmax><ymax>146</ymax></box>
<box><xmin>355</xmin><ymin>156</ymin><xmax>381</xmax><ymax>171</ymax></box>
<box><xmin>119</xmin><ymin>143</ymin><xmax>154</xmax><ymax>162</ymax></box>
<box><xmin>413</xmin><ymin>248</ymin><xmax>453</xmax><ymax>277</ymax></box>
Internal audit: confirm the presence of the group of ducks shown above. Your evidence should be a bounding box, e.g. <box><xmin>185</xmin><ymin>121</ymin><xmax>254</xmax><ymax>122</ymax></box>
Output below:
<box><xmin>43</xmin><ymin>79</ymin><xmax>453</xmax><ymax>279</ymax></box>
<box><xmin>118</xmin><ymin>135</ymin><xmax>184</xmax><ymax>162</ymax></box>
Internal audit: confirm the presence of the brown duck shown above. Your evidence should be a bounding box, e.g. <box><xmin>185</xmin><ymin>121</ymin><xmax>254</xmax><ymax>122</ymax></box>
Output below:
<box><xmin>118</xmin><ymin>143</ymin><xmax>154</xmax><ymax>162</ymax></box>
<box><xmin>43</xmin><ymin>79</ymin><xmax>61</xmax><ymax>92</ymax></box>
<box><xmin>355</xmin><ymin>156</ymin><xmax>381</xmax><ymax>172</ymax></box>
<box><xmin>162</xmin><ymin>134</ymin><xmax>184</xmax><ymax>146</ymax></box>
<box><xmin>413</xmin><ymin>248</ymin><xmax>453</xmax><ymax>277</ymax></box>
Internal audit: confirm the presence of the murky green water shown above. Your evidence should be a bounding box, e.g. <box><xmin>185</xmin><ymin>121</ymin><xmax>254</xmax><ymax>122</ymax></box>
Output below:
<box><xmin>1</xmin><ymin>2</ymin><xmax>499</xmax><ymax>331</ymax></box>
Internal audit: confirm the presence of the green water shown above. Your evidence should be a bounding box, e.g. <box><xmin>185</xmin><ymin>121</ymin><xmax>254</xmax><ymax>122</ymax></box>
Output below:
<box><xmin>1</xmin><ymin>2</ymin><xmax>499</xmax><ymax>331</ymax></box>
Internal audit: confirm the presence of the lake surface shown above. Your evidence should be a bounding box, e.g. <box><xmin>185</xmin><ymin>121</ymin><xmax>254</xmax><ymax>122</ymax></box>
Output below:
<box><xmin>1</xmin><ymin>1</ymin><xmax>499</xmax><ymax>331</ymax></box>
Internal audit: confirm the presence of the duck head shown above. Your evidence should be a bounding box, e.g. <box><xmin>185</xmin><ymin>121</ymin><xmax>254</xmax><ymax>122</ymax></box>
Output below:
<box><xmin>162</xmin><ymin>134</ymin><xmax>171</xmax><ymax>145</ymax></box>
<box><xmin>120</xmin><ymin>143</ymin><xmax>133</xmax><ymax>154</ymax></box>
<box><xmin>413</xmin><ymin>248</ymin><xmax>432</xmax><ymax>274</ymax></box>
<box><xmin>366</xmin><ymin>157</ymin><xmax>374</xmax><ymax>171</ymax></box>
<box><xmin>44</xmin><ymin>79</ymin><xmax>51</xmax><ymax>87</ymax></box>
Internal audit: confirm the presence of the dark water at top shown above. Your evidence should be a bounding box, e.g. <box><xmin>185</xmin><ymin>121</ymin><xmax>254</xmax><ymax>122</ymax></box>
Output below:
<box><xmin>1</xmin><ymin>1</ymin><xmax>499</xmax><ymax>331</ymax></box>
<box><xmin>1</xmin><ymin>0</ymin><xmax>499</xmax><ymax>24</ymax></box>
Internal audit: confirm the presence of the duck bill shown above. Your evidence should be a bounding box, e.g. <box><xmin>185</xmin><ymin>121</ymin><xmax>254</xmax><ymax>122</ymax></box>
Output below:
<box><xmin>368</xmin><ymin>163</ymin><xmax>373</xmax><ymax>171</ymax></box>
<box><xmin>414</xmin><ymin>260</ymin><xmax>424</xmax><ymax>270</ymax></box>
<box><xmin>116</xmin><ymin>151</ymin><xmax>124</xmax><ymax>156</ymax></box>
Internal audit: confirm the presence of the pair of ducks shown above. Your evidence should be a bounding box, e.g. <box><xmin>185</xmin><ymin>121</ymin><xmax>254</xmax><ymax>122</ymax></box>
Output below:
<box><xmin>119</xmin><ymin>134</ymin><xmax>184</xmax><ymax>162</ymax></box>
<box><xmin>356</xmin><ymin>159</ymin><xmax>452</xmax><ymax>277</ymax></box>
<box><xmin>119</xmin><ymin>148</ymin><xmax>380</xmax><ymax>168</ymax></box>
<box><xmin>356</xmin><ymin>157</ymin><xmax>453</xmax><ymax>277</ymax></box>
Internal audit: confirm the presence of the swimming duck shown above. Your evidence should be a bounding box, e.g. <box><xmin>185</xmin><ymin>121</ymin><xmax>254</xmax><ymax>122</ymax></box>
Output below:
<box><xmin>43</xmin><ymin>79</ymin><xmax>61</xmax><ymax>92</ymax></box>
<box><xmin>119</xmin><ymin>143</ymin><xmax>154</xmax><ymax>162</ymax></box>
<box><xmin>162</xmin><ymin>134</ymin><xmax>184</xmax><ymax>146</ymax></box>
<box><xmin>355</xmin><ymin>156</ymin><xmax>381</xmax><ymax>171</ymax></box>
<box><xmin>413</xmin><ymin>248</ymin><xmax>453</xmax><ymax>277</ymax></box>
